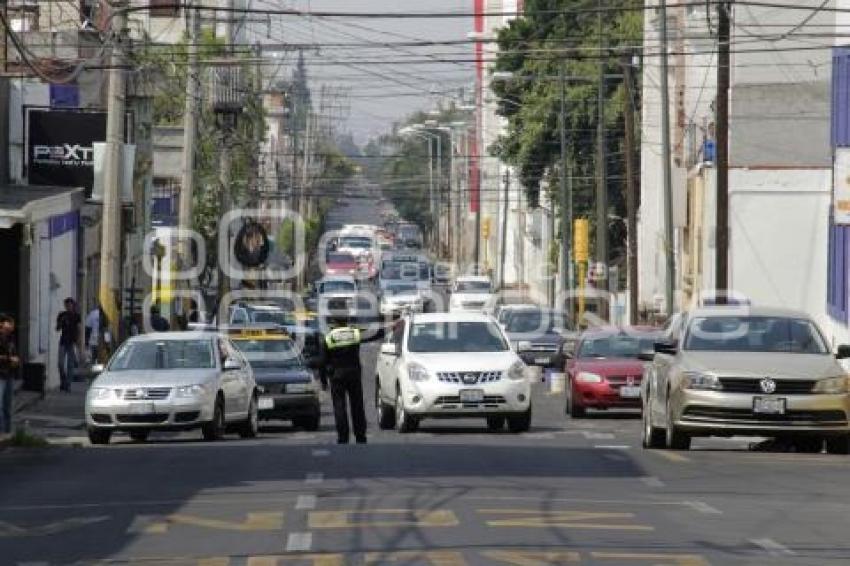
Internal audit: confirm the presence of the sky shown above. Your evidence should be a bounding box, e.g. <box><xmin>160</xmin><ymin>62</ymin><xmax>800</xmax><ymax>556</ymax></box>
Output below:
<box><xmin>250</xmin><ymin>0</ymin><xmax>475</xmax><ymax>145</ymax></box>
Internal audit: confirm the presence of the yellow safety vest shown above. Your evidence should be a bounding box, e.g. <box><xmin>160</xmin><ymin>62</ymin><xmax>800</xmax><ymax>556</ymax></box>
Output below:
<box><xmin>325</xmin><ymin>327</ymin><xmax>361</xmax><ymax>350</ymax></box>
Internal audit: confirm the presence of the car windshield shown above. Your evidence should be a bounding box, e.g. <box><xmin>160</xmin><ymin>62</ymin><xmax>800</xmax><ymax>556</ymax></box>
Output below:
<box><xmin>251</xmin><ymin>310</ymin><xmax>295</xmax><ymax>326</ymax></box>
<box><xmin>231</xmin><ymin>339</ymin><xmax>302</xmax><ymax>368</ymax></box>
<box><xmin>320</xmin><ymin>280</ymin><xmax>356</xmax><ymax>293</ymax></box>
<box><xmin>578</xmin><ymin>334</ymin><xmax>658</xmax><ymax>359</ymax></box>
<box><xmin>108</xmin><ymin>339</ymin><xmax>215</xmax><ymax>370</ymax></box>
<box><xmin>506</xmin><ymin>311</ymin><xmax>572</xmax><ymax>333</ymax></box>
<box><xmin>327</xmin><ymin>253</ymin><xmax>356</xmax><ymax>264</ymax></box>
<box><xmin>340</xmin><ymin>237</ymin><xmax>372</xmax><ymax>249</ymax></box>
<box><xmin>387</xmin><ymin>284</ymin><xmax>417</xmax><ymax>295</ymax></box>
<box><xmin>408</xmin><ymin>321</ymin><xmax>508</xmax><ymax>353</ymax></box>
<box><xmin>456</xmin><ymin>281</ymin><xmax>491</xmax><ymax>293</ymax></box>
<box><xmin>684</xmin><ymin>316</ymin><xmax>829</xmax><ymax>353</ymax></box>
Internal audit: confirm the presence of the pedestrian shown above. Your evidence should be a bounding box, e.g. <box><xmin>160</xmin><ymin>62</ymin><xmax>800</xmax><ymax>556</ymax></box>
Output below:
<box><xmin>0</xmin><ymin>313</ymin><xmax>20</xmax><ymax>435</ymax></box>
<box><xmin>319</xmin><ymin>310</ymin><xmax>383</xmax><ymax>444</ymax></box>
<box><xmin>55</xmin><ymin>297</ymin><xmax>80</xmax><ymax>392</ymax></box>
<box><xmin>84</xmin><ymin>304</ymin><xmax>102</xmax><ymax>364</ymax></box>
<box><xmin>150</xmin><ymin>305</ymin><xmax>170</xmax><ymax>332</ymax></box>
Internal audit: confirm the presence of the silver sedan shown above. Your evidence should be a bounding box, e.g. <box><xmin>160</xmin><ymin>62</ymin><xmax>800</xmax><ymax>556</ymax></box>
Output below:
<box><xmin>85</xmin><ymin>332</ymin><xmax>258</xmax><ymax>444</ymax></box>
<box><xmin>641</xmin><ymin>306</ymin><xmax>850</xmax><ymax>453</ymax></box>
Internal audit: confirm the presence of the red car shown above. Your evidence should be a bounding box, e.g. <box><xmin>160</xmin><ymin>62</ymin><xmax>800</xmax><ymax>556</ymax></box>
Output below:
<box><xmin>326</xmin><ymin>252</ymin><xmax>359</xmax><ymax>276</ymax></box>
<box><xmin>565</xmin><ymin>327</ymin><xmax>660</xmax><ymax>418</ymax></box>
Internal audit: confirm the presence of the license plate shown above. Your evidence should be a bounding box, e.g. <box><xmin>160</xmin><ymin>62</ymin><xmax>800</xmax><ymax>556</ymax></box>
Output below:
<box><xmin>287</xmin><ymin>383</ymin><xmax>310</xmax><ymax>394</ymax></box>
<box><xmin>258</xmin><ymin>397</ymin><xmax>274</xmax><ymax>410</ymax></box>
<box><xmin>459</xmin><ymin>389</ymin><xmax>484</xmax><ymax>403</ymax></box>
<box><xmin>129</xmin><ymin>402</ymin><xmax>155</xmax><ymax>414</ymax></box>
<box><xmin>534</xmin><ymin>357</ymin><xmax>550</xmax><ymax>364</ymax></box>
<box><xmin>620</xmin><ymin>386</ymin><xmax>641</xmax><ymax>398</ymax></box>
<box><xmin>753</xmin><ymin>397</ymin><xmax>786</xmax><ymax>414</ymax></box>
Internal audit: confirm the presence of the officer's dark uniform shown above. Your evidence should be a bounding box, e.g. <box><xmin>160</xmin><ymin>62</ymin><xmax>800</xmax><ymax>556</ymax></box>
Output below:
<box><xmin>321</xmin><ymin>322</ymin><xmax>381</xmax><ymax>444</ymax></box>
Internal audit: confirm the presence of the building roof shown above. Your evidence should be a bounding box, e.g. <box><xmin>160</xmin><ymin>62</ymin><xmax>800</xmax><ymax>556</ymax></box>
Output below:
<box><xmin>0</xmin><ymin>184</ymin><xmax>85</xmax><ymax>229</ymax></box>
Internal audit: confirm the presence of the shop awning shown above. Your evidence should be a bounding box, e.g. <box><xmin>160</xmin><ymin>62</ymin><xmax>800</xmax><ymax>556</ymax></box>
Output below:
<box><xmin>0</xmin><ymin>184</ymin><xmax>85</xmax><ymax>229</ymax></box>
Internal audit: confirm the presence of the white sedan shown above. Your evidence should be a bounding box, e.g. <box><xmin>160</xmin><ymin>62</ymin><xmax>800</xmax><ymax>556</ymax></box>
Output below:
<box><xmin>375</xmin><ymin>312</ymin><xmax>532</xmax><ymax>433</ymax></box>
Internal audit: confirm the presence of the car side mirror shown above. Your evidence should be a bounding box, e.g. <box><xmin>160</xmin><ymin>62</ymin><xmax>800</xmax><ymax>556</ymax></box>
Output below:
<box><xmin>91</xmin><ymin>363</ymin><xmax>105</xmax><ymax>374</ymax></box>
<box><xmin>380</xmin><ymin>342</ymin><xmax>399</xmax><ymax>357</ymax></box>
<box><xmin>223</xmin><ymin>358</ymin><xmax>241</xmax><ymax>371</ymax></box>
<box><xmin>654</xmin><ymin>341</ymin><xmax>678</xmax><ymax>356</ymax></box>
<box><xmin>836</xmin><ymin>345</ymin><xmax>850</xmax><ymax>360</ymax></box>
<box><xmin>637</xmin><ymin>351</ymin><xmax>655</xmax><ymax>362</ymax></box>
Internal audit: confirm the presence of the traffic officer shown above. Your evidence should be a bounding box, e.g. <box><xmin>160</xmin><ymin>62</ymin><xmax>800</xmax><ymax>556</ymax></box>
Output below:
<box><xmin>320</xmin><ymin>309</ymin><xmax>383</xmax><ymax>444</ymax></box>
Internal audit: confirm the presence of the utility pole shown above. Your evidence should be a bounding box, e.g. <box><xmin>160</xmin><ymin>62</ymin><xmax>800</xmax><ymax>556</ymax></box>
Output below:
<box><xmin>99</xmin><ymin>1</ymin><xmax>127</xmax><ymax>346</ymax></box>
<box><xmin>595</xmin><ymin>0</ymin><xmax>609</xmax><ymax>319</ymax></box>
<box><xmin>622</xmin><ymin>53</ymin><xmax>639</xmax><ymax>325</ymax></box>
<box><xmin>715</xmin><ymin>1</ymin><xmax>731</xmax><ymax>303</ymax></box>
<box><xmin>179</xmin><ymin>3</ymin><xmax>199</xmax><ymax>292</ymax></box>
<box><xmin>659</xmin><ymin>0</ymin><xmax>676</xmax><ymax>317</ymax></box>
<box><xmin>435</xmin><ymin>133</ymin><xmax>442</xmax><ymax>258</ymax></box>
<box><xmin>559</xmin><ymin>65</ymin><xmax>571</xmax><ymax>314</ymax></box>
<box><xmin>217</xmin><ymin>0</ymin><xmax>235</xmax><ymax>304</ymax></box>
<box><xmin>499</xmin><ymin>168</ymin><xmax>509</xmax><ymax>290</ymax></box>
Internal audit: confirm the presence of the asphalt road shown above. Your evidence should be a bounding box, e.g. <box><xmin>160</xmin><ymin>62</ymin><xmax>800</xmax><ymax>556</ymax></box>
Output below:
<box><xmin>4</xmin><ymin>193</ymin><xmax>850</xmax><ymax>565</ymax></box>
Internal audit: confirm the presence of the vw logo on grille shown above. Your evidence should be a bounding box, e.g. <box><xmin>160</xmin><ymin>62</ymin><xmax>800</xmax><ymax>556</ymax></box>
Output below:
<box><xmin>759</xmin><ymin>378</ymin><xmax>777</xmax><ymax>394</ymax></box>
<box><xmin>135</xmin><ymin>388</ymin><xmax>146</xmax><ymax>398</ymax></box>
<box><xmin>462</xmin><ymin>373</ymin><xmax>478</xmax><ymax>384</ymax></box>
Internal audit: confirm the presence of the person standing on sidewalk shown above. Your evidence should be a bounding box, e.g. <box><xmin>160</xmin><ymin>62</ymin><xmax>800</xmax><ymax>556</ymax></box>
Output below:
<box><xmin>0</xmin><ymin>313</ymin><xmax>20</xmax><ymax>435</ymax></box>
<box><xmin>56</xmin><ymin>298</ymin><xmax>80</xmax><ymax>392</ymax></box>
<box><xmin>84</xmin><ymin>304</ymin><xmax>102</xmax><ymax>364</ymax></box>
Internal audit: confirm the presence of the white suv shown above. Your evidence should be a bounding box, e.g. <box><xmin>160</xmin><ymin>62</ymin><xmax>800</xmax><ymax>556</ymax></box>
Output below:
<box><xmin>449</xmin><ymin>275</ymin><xmax>497</xmax><ymax>313</ymax></box>
<box><xmin>375</xmin><ymin>312</ymin><xmax>532</xmax><ymax>433</ymax></box>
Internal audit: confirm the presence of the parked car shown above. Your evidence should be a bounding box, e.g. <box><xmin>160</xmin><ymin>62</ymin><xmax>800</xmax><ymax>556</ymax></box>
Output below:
<box><xmin>565</xmin><ymin>327</ymin><xmax>660</xmax><ymax>417</ymax></box>
<box><xmin>85</xmin><ymin>332</ymin><xmax>258</xmax><ymax>444</ymax></box>
<box><xmin>228</xmin><ymin>327</ymin><xmax>321</xmax><ymax>431</ymax></box>
<box><xmin>641</xmin><ymin>306</ymin><xmax>850</xmax><ymax>453</ymax></box>
<box><xmin>375</xmin><ymin>312</ymin><xmax>532</xmax><ymax>433</ymax></box>
<box><xmin>504</xmin><ymin>306</ymin><xmax>576</xmax><ymax>369</ymax></box>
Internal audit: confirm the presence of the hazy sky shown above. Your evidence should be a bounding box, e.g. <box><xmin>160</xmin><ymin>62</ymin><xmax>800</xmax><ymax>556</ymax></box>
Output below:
<box><xmin>253</xmin><ymin>1</ymin><xmax>475</xmax><ymax>145</ymax></box>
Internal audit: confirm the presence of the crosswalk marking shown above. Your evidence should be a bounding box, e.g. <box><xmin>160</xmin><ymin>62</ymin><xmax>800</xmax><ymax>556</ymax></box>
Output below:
<box><xmin>126</xmin><ymin>512</ymin><xmax>284</xmax><ymax>534</ymax></box>
<box><xmin>285</xmin><ymin>532</ymin><xmax>313</xmax><ymax>552</ymax></box>
<box><xmin>363</xmin><ymin>551</ymin><xmax>468</xmax><ymax>566</ymax></box>
<box><xmin>309</xmin><ymin>509</ymin><xmax>459</xmax><ymax>529</ymax></box>
<box><xmin>481</xmin><ymin>550</ymin><xmax>581</xmax><ymax>564</ymax></box>
<box><xmin>478</xmin><ymin>509</ymin><xmax>654</xmax><ymax>531</ymax></box>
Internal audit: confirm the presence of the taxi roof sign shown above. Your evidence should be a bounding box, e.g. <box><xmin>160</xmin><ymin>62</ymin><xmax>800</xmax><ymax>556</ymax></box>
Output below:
<box><xmin>225</xmin><ymin>325</ymin><xmax>290</xmax><ymax>339</ymax></box>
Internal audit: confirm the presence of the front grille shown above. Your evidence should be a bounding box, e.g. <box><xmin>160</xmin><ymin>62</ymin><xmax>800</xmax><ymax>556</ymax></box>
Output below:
<box><xmin>607</xmin><ymin>375</ymin><xmax>642</xmax><ymax>387</ymax></box>
<box><xmin>435</xmin><ymin>395</ymin><xmax>507</xmax><ymax>405</ymax></box>
<box><xmin>530</xmin><ymin>343</ymin><xmax>559</xmax><ymax>353</ymax></box>
<box><xmin>175</xmin><ymin>411</ymin><xmax>200</xmax><ymax>423</ymax></box>
<box><xmin>123</xmin><ymin>388</ymin><xmax>171</xmax><ymax>401</ymax></box>
<box><xmin>719</xmin><ymin>378</ymin><xmax>815</xmax><ymax>394</ymax></box>
<box><xmin>437</xmin><ymin>371</ymin><xmax>502</xmax><ymax>384</ymax></box>
<box><xmin>90</xmin><ymin>413</ymin><xmax>112</xmax><ymax>424</ymax></box>
<box><xmin>116</xmin><ymin>414</ymin><xmax>169</xmax><ymax>424</ymax></box>
<box><xmin>683</xmin><ymin>406</ymin><xmax>847</xmax><ymax>424</ymax></box>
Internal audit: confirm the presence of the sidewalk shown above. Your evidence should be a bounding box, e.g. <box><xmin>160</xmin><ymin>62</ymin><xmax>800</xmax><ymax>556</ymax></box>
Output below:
<box><xmin>7</xmin><ymin>381</ymin><xmax>88</xmax><ymax>446</ymax></box>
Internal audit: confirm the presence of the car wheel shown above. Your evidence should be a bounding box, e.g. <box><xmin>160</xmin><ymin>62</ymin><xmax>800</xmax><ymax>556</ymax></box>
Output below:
<box><xmin>641</xmin><ymin>393</ymin><xmax>665</xmax><ymax>449</ymax></box>
<box><xmin>507</xmin><ymin>408</ymin><xmax>532</xmax><ymax>433</ymax></box>
<box><xmin>202</xmin><ymin>397</ymin><xmax>226</xmax><ymax>441</ymax></box>
<box><xmin>665</xmin><ymin>402</ymin><xmax>691</xmax><ymax>450</ymax></box>
<box><xmin>825</xmin><ymin>435</ymin><xmax>850</xmax><ymax>455</ymax></box>
<box><xmin>129</xmin><ymin>429</ymin><xmax>150</xmax><ymax>443</ymax></box>
<box><xmin>238</xmin><ymin>396</ymin><xmax>259</xmax><ymax>439</ymax></box>
<box><xmin>395</xmin><ymin>389</ymin><xmax>418</xmax><ymax>433</ymax></box>
<box><xmin>486</xmin><ymin>416</ymin><xmax>506</xmax><ymax>432</ymax></box>
<box><xmin>87</xmin><ymin>427</ymin><xmax>111</xmax><ymax>445</ymax></box>
<box><xmin>376</xmin><ymin>381</ymin><xmax>396</xmax><ymax>430</ymax></box>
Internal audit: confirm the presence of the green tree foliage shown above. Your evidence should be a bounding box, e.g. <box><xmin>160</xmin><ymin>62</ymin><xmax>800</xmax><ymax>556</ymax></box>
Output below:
<box><xmin>491</xmin><ymin>0</ymin><xmax>641</xmax><ymax>262</ymax></box>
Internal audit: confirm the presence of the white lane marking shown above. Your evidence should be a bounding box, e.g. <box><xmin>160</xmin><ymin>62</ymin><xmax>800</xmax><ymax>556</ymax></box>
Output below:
<box><xmin>305</xmin><ymin>473</ymin><xmax>324</xmax><ymax>485</ymax></box>
<box><xmin>296</xmin><ymin>495</ymin><xmax>317</xmax><ymax>510</ymax></box>
<box><xmin>523</xmin><ymin>432</ymin><xmax>555</xmax><ymax>440</ymax></box>
<box><xmin>750</xmin><ymin>538</ymin><xmax>795</xmax><ymax>557</ymax></box>
<box><xmin>684</xmin><ymin>500</ymin><xmax>723</xmax><ymax>515</ymax></box>
<box><xmin>594</xmin><ymin>444</ymin><xmax>630</xmax><ymax>450</ymax></box>
<box><xmin>286</xmin><ymin>532</ymin><xmax>313</xmax><ymax>552</ymax></box>
<box><xmin>583</xmin><ymin>431</ymin><xmax>615</xmax><ymax>440</ymax></box>
<box><xmin>640</xmin><ymin>476</ymin><xmax>665</xmax><ymax>488</ymax></box>
<box><xmin>312</xmin><ymin>449</ymin><xmax>330</xmax><ymax>457</ymax></box>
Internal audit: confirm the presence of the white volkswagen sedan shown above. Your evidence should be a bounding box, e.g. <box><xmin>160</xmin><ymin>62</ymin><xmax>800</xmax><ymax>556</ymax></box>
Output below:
<box><xmin>85</xmin><ymin>332</ymin><xmax>258</xmax><ymax>445</ymax></box>
<box><xmin>375</xmin><ymin>312</ymin><xmax>531</xmax><ymax>433</ymax></box>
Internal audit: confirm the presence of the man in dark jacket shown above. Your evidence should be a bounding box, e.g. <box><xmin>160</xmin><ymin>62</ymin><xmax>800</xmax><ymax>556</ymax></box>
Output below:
<box><xmin>56</xmin><ymin>298</ymin><xmax>80</xmax><ymax>392</ymax></box>
<box><xmin>0</xmin><ymin>313</ymin><xmax>20</xmax><ymax>435</ymax></box>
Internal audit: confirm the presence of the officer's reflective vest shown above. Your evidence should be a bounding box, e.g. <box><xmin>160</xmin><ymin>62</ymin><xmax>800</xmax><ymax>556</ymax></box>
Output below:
<box><xmin>324</xmin><ymin>326</ymin><xmax>361</xmax><ymax>350</ymax></box>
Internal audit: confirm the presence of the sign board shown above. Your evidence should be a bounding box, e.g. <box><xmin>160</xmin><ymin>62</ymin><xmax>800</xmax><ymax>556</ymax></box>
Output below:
<box><xmin>835</xmin><ymin>148</ymin><xmax>850</xmax><ymax>225</ymax></box>
<box><xmin>26</xmin><ymin>109</ymin><xmax>107</xmax><ymax>196</ymax></box>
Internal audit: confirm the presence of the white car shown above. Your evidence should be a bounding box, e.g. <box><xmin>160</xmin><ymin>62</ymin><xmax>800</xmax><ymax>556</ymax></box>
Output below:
<box><xmin>375</xmin><ymin>312</ymin><xmax>532</xmax><ymax>433</ymax></box>
<box><xmin>449</xmin><ymin>275</ymin><xmax>497</xmax><ymax>313</ymax></box>
<box><xmin>380</xmin><ymin>282</ymin><xmax>425</xmax><ymax>316</ymax></box>
<box><xmin>85</xmin><ymin>332</ymin><xmax>258</xmax><ymax>445</ymax></box>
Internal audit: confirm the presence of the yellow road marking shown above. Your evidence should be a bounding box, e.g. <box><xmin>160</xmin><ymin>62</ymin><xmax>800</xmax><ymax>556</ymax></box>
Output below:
<box><xmin>139</xmin><ymin>512</ymin><xmax>284</xmax><ymax>534</ymax></box>
<box><xmin>246</xmin><ymin>555</ymin><xmax>343</xmax><ymax>566</ymax></box>
<box><xmin>651</xmin><ymin>450</ymin><xmax>691</xmax><ymax>463</ymax></box>
<box><xmin>308</xmin><ymin>509</ymin><xmax>458</xmax><ymax>529</ymax></box>
<box><xmin>480</xmin><ymin>549</ymin><xmax>581</xmax><ymax>564</ymax></box>
<box><xmin>0</xmin><ymin>516</ymin><xmax>109</xmax><ymax>537</ymax></box>
<box><xmin>363</xmin><ymin>551</ymin><xmax>468</xmax><ymax>566</ymax></box>
<box><xmin>478</xmin><ymin>509</ymin><xmax>653</xmax><ymax>531</ymax></box>
<box><xmin>590</xmin><ymin>552</ymin><xmax>710</xmax><ymax>565</ymax></box>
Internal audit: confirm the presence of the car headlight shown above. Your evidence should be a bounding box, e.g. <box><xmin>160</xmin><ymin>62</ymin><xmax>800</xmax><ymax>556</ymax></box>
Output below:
<box><xmin>814</xmin><ymin>376</ymin><xmax>850</xmax><ymax>394</ymax></box>
<box><xmin>561</xmin><ymin>340</ymin><xmax>577</xmax><ymax>354</ymax></box>
<box><xmin>575</xmin><ymin>372</ymin><xmax>603</xmax><ymax>384</ymax></box>
<box><xmin>508</xmin><ymin>360</ymin><xmax>527</xmax><ymax>381</ymax></box>
<box><xmin>683</xmin><ymin>371</ymin><xmax>721</xmax><ymax>390</ymax></box>
<box><xmin>407</xmin><ymin>362</ymin><xmax>430</xmax><ymax>382</ymax></box>
<box><xmin>175</xmin><ymin>384</ymin><xmax>210</xmax><ymax>398</ymax></box>
<box><xmin>89</xmin><ymin>387</ymin><xmax>113</xmax><ymax>400</ymax></box>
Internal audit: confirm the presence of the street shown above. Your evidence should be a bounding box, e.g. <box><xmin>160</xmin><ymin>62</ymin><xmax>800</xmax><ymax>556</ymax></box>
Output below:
<box><xmin>4</xmin><ymin>354</ymin><xmax>850</xmax><ymax>566</ymax></box>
